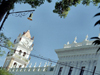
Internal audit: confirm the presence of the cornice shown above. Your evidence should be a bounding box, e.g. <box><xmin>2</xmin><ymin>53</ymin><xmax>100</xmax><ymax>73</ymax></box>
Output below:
<box><xmin>55</xmin><ymin>45</ymin><xmax>100</xmax><ymax>53</ymax></box>
<box><xmin>58</xmin><ymin>53</ymin><xmax>100</xmax><ymax>62</ymax></box>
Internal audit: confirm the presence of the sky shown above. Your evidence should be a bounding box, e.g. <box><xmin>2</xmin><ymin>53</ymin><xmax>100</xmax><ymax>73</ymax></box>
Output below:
<box><xmin>0</xmin><ymin>0</ymin><xmax>100</xmax><ymax>67</ymax></box>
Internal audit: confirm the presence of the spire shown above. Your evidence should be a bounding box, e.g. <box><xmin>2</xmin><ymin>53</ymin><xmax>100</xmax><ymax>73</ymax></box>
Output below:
<box><xmin>38</xmin><ymin>62</ymin><xmax>42</xmax><ymax>67</ymax></box>
<box><xmin>29</xmin><ymin>63</ymin><xmax>32</xmax><ymax>68</ymax></box>
<box><xmin>44</xmin><ymin>62</ymin><xmax>47</xmax><ymax>67</ymax></box>
<box><xmin>31</xmin><ymin>36</ymin><xmax>34</xmax><ymax>40</ymax></box>
<box><xmin>33</xmin><ymin>62</ymin><xmax>37</xmax><ymax>67</ymax></box>
<box><xmin>23</xmin><ymin>30</ymin><xmax>31</xmax><ymax>39</ymax></box>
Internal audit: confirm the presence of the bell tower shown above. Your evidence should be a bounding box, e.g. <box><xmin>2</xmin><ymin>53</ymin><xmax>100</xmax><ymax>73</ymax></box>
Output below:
<box><xmin>3</xmin><ymin>30</ymin><xmax>34</xmax><ymax>70</ymax></box>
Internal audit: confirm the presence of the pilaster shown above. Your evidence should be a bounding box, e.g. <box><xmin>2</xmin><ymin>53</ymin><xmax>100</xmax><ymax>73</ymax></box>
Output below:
<box><xmin>94</xmin><ymin>56</ymin><xmax>100</xmax><ymax>75</ymax></box>
<box><xmin>61</xmin><ymin>63</ymin><xmax>66</xmax><ymax>75</ymax></box>
<box><xmin>63</xmin><ymin>62</ymin><xmax>70</xmax><ymax>75</ymax></box>
<box><xmin>83</xmin><ymin>61</ymin><xmax>89</xmax><ymax>75</ymax></box>
<box><xmin>71</xmin><ymin>62</ymin><xmax>77</xmax><ymax>75</ymax></box>
<box><xmin>87</xmin><ymin>60</ymin><xmax>94</xmax><ymax>75</ymax></box>
<box><xmin>75</xmin><ymin>61</ymin><xmax>81</xmax><ymax>75</ymax></box>
<box><xmin>53</xmin><ymin>64</ymin><xmax>60</xmax><ymax>75</ymax></box>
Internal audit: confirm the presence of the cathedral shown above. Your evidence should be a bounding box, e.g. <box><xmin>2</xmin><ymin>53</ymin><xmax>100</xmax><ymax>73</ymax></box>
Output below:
<box><xmin>2</xmin><ymin>30</ymin><xmax>100</xmax><ymax>75</ymax></box>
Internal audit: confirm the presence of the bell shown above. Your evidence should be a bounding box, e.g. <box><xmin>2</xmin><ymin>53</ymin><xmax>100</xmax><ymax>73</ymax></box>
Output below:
<box><xmin>27</xmin><ymin>13</ymin><xmax>33</xmax><ymax>21</ymax></box>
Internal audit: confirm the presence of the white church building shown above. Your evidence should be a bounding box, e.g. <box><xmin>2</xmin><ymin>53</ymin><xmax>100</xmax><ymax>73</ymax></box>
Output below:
<box><xmin>2</xmin><ymin>30</ymin><xmax>100</xmax><ymax>75</ymax></box>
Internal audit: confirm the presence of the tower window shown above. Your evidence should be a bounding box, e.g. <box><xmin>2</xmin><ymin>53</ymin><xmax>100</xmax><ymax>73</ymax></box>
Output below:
<box><xmin>14</xmin><ymin>39</ymin><xmax>16</xmax><ymax>43</ymax></box>
<box><xmin>14</xmin><ymin>50</ymin><xmax>16</xmax><ymax>53</ymax></box>
<box><xmin>80</xmin><ymin>67</ymin><xmax>85</xmax><ymax>75</ymax></box>
<box><xmin>19</xmin><ymin>65</ymin><xmax>22</xmax><ymax>68</ymax></box>
<box><xmin>58</xmin><ymin>67</ymin><xmax>63</xmax><ymax>75</ymax></box>
<box><xmin>23</xmin><ymin>52</ymin><xmax>26</xmax><ymax>56</ymax></box>
<box><xmin>19</xmin><ymin>38</ymin><xmax>21</xmax><ymax>41</ymax></box>
<box><xmin>19</xmin><ymin>50</ymin><xmax>22</xmax><ymax>55</ymax></box>
<box><xmin>68</xmin><ymin>67</ymin><xmax>73</xmax><ymax>75</ymax></box>
<box><xmin>13</xmin><ymin>62</ymin><xmax>17</xmax><ymax>68</ymax></box>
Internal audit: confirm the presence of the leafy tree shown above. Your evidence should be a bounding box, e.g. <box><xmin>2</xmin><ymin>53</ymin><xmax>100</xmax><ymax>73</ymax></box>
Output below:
<box><xmin>0</xmin><ymin>0</ymin><xmax>100</xmax><ymax>21</ymax></box>
<box><xmin>0</xmin><ymin>33</ymin><xmax>14</xmax><ymax>57</ymax></box>
<box><xmin>91</xmin><ymin>37</ymin><xmax>100</xmax><ymax>53</ymax></box>
<box><xmin>0</xmin><ymin>0</ymin><xmax>52</xmax><ymax>22</ymax></box>
<box><xmin>53</xmin><ymin>0</ymin><xmax>100</xmax><ymax>18</ymax></box>
<box><xmin>0</xmin><ymin>68</ymin><xmax>13</xmax><ymax>75</ymax></box>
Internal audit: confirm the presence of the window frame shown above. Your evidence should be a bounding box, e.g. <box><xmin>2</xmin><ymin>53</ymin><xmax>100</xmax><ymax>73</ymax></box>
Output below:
<box><xmin>68</xmin><ymin>67</ymin><xmax>73</xmax><ymax>75</ymax></box>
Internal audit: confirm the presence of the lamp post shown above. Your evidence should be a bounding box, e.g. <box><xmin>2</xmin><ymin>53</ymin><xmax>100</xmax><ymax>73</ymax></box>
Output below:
<box><xmin>0</xmin><ymin>9</ymin><xmax>35</xmax><ymax>31</ymax></box>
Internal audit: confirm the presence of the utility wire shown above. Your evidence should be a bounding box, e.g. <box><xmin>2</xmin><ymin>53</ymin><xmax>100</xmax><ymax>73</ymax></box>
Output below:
<box><xmin>5</xmin><ymin>48</ymin><xmax>100</xmax><ymax>75</ymax></box>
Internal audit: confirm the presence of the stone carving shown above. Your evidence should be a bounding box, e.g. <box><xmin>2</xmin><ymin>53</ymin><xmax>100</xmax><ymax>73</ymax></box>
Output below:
<box><xmin>74</xmin><ymin>37</ymin><xmax>77</xmax><ymax>43</ymax></box>
<box><xmin>63</xmin><ymin>35</ymin><xmax>94</xmax><ymax>48</ymax></box>
<box><xmin>67</xmin><ymin>42</ymin><xmax>69</xmax><ymax>45</ymax></box>
<box><xmin>85</xmin><ymin>35</ymin><xmax>88</xmax><ymax>41</ymax></box>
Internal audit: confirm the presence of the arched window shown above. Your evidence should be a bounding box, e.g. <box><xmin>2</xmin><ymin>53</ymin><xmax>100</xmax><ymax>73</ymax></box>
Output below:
<box><xmin>13</xmin><ymin>62</ymin><xmax>17</xmax><ymax>68</ymax></box>
<box><xmin>14</xmin><ymin>39</ymin><xmax>16</xmax><ymax>43</ymax></box>
<box><xmin>19</xmin><ymin>65</ymin><xmax>22</xmax><ymax>68</ymax></box>
<box><xmin>19</xmin><ymin>50</ymin><xmax>22</xmax><ymax>55</ymax></box>
<box><xmin>19</xmin><ymin>38</ymin><xmax>21</xmax><ymax>41</ymax></box>
<box><xmin>14</xmin><ymin>50</ymin><xmax>16</xmax><ymax>53</ymax></box>
<box><xmin>23</xmin><ymin>52</ymin><xmax>26</xmax><ymax>56</ymax></box>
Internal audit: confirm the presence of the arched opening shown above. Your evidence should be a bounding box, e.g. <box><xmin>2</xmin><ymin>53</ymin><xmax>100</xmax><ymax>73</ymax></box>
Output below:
<box><xmin>19</xmin><ymin>50</ymin><xmax>22</xmax><ymax>55</ymax></box>
<box><xmin>19</xmin><ymin>65</ymin><xmax>22</xmax><ymax>68</ymax></box>
<box><xmin>13</xmin><ymin>62</ymin><xmax>17</xmax><ymax>68</ymax></box>
<box><xmin>23</xmin><ymin>52</ymin><xmax>26</xmax><ymax>56</ymax></box>
<box><xmin>14</xmin><ymin>50</ymin><xmax>16</xmax><ymax>53</ymax></box>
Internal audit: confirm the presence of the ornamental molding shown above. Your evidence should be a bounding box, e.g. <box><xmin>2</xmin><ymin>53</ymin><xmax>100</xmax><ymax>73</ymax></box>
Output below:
<box><xmin>56</xmin><ymin>45</ymin><xmax>99</xmax><ymax>53</ymax></box>
<box><xmin>81</xmin><ymin>61</ymin><xmax>88</xmax><ymax>66</ymax></box>
<box><xmin>58</xmin><ymin>53</ymin><xmax>99</xmax><ymax>62</ymax></box>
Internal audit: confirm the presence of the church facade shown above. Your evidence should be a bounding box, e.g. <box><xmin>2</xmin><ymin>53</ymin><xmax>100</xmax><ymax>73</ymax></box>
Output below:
<box><xmin>2</xmin><ymin>30</ymin><xmax>100</xmax><ymax>75</ymax></box>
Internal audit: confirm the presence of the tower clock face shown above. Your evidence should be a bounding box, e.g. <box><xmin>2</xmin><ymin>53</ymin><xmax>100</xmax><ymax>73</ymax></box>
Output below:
<box><xmin>21</xmin><ymin>39</ymin><xmax>30</xmax><ymax>47</ymax></box>
<box><xmin>26</xmin><ymin>40</ymin><xmax>29</xmax><ymax>44</ymax></box>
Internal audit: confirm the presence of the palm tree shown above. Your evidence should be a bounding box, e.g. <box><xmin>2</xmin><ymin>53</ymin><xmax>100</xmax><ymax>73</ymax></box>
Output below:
<box><xmin>91</xmin><ymin>6</ymin><xmax>100</xmax><ymax>53</ymax></box>
<box><xmin>91</xmin><ymin>37</ymin><xmax>100</xmax><ymax>53</ymax></box>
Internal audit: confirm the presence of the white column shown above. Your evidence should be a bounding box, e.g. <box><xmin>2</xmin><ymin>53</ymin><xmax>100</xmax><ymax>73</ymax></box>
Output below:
<box><xmin>87</xmin><ymin>60</ymin><xmax>93</xmax><ymax>75</ymax></box>
<box><xmin>75</xmin><ymin>61</ymin><xmax>81</xmax><ymax>75</ymax></box>
<box><xmin>61</xmin><ymin>65</ymin><xmax>66</xmax><ymax>75</ymax></box>
<box><xmin>56</xmin><ymin>64</ymin><xmax>61</xmax><ymax>75</ymax></box>
<box><xmin>47</xmin><ymin>62</ymin><xmax>52</xmax><ymax>71</ymax></box>
<box><xmin>94</xmin><ymin>56</ymin><xmax>100</xmax><ymax>75</ymax></box>
<box><xmin>71</xmin><ymin>62</ymin><xmax>77</xmax><ymax>75</ymax></box>
<box><xmin>53</xmin><ymin>64</ymin><xmax>60</xmax><ymax>75</ymax></box>
<box><xmin>83</xmin><ymin>61</ymin><xmax>89</xmax><ymax>75</ymax></box>
<box><xmin>63</xmin><ymin>62</ymin><xmax>70</xmax><ymax>75</ymax></box>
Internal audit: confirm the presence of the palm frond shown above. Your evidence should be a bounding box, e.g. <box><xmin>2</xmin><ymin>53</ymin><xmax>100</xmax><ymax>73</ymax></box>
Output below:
<box><xmin>98</xmin><ymin>6</ymin><xmax>100</xmax><ymax>9</ymax></box>
<box><xmin>94</xmin><ymin>13</ymin><xmax>100</xmax><ymax>17</ymax></box>
<box><xmin>91</xmin><ymin>37</ymin><xmax>100</xmax><ymax>39</ymax></box>
<box><xmin>94</xmin><ymin>20</ymin><xmax>100</xmax><ymax>26</ymax></box>
<box><xmin>96</xmin><ymin>47</ymin><xmax>100</xmax><ymax>54</ymax></box>
<box><xmin>92</xmin><ymin>40</ymin><xmax>100</xmax><ymax>45</ymax></box>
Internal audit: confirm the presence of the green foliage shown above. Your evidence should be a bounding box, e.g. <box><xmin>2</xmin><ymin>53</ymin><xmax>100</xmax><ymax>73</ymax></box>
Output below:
<box><xmin>0</xmin><ymin>33</ymin><xmax>14</xmax><ymax>57</ymax></box>
<box><xmin>0</xmin><ymin>68</ymin><xmax>13</xmax><ymax>75</ymax></box>
<box><xmin>0</xmin><ymin>0</ymin><xmax>100</xmax><ymax>19</ymax></box>
<box><xmin>53</xmin><ymin>0</ymin><xmax>82</xmax><ymax>18</ymax></box>
<box><xmin>53</xmin><ymin>0</ymin><xmax>100</xmax><ymax>18</ymax></box>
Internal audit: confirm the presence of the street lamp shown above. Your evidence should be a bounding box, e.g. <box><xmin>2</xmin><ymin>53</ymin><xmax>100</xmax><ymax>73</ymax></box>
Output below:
<box><xmin>0</xmin><ymin>9</ymin><xmax>35</xmax><ymax>31</ymax></box>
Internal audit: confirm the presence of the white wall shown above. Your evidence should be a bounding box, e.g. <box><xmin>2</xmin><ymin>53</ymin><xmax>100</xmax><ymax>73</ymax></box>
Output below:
<box><xmin>11</xmin><ymin>71</ymin><xmax>53</xmax><ymax>75</ymax></box>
